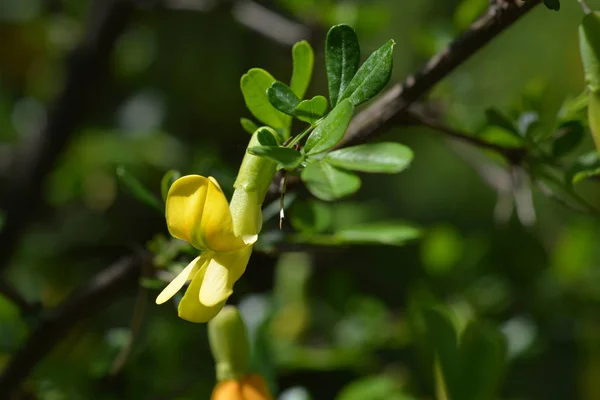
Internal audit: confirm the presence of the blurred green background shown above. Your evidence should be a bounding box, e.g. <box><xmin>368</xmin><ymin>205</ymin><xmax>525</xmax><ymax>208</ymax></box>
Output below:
<box><xmin>2</xmin><ymin>0</ymin><xmax>600</xmax><ymax>399</ymax></box>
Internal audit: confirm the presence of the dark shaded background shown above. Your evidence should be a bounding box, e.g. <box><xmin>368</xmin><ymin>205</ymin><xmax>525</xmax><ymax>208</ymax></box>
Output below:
<box><xmin>2</xmin><ymin>0</ymin><xmax>600</xmax><ymax>399</ymax></box>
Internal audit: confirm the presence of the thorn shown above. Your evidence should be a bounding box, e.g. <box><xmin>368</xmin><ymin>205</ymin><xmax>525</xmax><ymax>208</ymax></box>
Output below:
<box><xmin>279</xmin><ymin>173</ymin><xmax>287</xmax><ymax>230</ymax></box>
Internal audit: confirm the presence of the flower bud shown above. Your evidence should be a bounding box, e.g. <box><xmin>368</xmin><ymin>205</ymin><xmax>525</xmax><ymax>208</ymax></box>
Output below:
<box><xmin>210</xmin><ymin>374</ymin><xmax>274</xmax><ymax>400</ymax></box>
<box><xmin>208</xmin><ymin>306</ymin><xmax>251</xmax><ymax>381</ymax></box>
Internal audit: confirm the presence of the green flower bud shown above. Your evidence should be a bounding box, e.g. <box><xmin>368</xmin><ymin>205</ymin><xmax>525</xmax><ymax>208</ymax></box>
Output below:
<box><xmin>208</xmin><ymin>306</ymin><xmax>251</xmax><ymax>381</ymax></box>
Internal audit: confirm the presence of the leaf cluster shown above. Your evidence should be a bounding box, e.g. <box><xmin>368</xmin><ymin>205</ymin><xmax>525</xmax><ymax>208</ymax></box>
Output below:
<box><xmin>240</xmin><ymin>25</ymin><xmax>412</xmax><ymax>201</ymax></box>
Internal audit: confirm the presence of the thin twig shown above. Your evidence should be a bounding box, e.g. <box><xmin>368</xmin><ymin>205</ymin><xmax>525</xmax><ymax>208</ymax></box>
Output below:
<box><xmin>0</xmin><ymin>253</ymin><xmax>149</xmax><ymax>397</ymax></box>
<box><xmin>406</xmin><ymin>110</ymin><xmax>528</xmax><ymax>164</ymax></box>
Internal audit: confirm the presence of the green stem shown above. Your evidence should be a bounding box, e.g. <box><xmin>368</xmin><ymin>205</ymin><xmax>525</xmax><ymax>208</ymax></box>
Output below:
<box><xmin>286</xmin><ymin>122</ymin><xmax>319</xmax><ymax>148</ymax></box>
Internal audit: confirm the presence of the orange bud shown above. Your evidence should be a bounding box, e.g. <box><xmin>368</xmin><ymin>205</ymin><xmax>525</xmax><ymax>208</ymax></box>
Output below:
<box><xmin>211</xmin><ymin>374</ymin><xmax>274</xmax><ymax>400</ymax></box>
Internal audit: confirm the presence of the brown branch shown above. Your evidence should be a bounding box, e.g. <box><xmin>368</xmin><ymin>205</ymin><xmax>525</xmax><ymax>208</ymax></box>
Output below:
<box><xmin>0</xmin><ymin>253</ymin><xmax>150</xmax><ymax>397</ymax></box>
<box><xmin>0</xmin><ymin>0</ymin><xmax>134</xmax><ymax>274</ymax></box>
<box><xmin>406</xmin><ymin>110</ymin><xmax>528</xmax><ymax>164</ymax></box>
<box><xmin>337</xmin><ymin>0</ymin><xmax>542</xmax><ymax>149</ymax></box>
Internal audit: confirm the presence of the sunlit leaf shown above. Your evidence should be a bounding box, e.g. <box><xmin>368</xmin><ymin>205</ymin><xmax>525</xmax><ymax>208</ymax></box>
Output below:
<box><xmin>290</xmin><ymin>40</ymin><xmax>314</xmax><ymax>100</ymax></box>
<box><xmin>295</xmin><ymin>96</ymin><xmax>328</xmax><ymax>124</ymax></box>
<box><xmin>241</xmin><ymin>68</ymin><xmax>290</xmax><ymax>135</ymax></box>
<box><xmin>340</xmin><ymin>39</ymin><xmax>395</xmax><ymax>106</ymax></box>
<box><xmin>326</xmin><ymin>142</ymin><xmax>413</xmax><ymax>173</ymax></box>
<box><xmin>326</xmin><ymin>24</ymin><xmax>360</xmax><ymax>107</ymax></box>
<box><xmin>301</xmin><ymin>160</ymin><xmax>361</xmax><ymax>201</ymax></box>
<box><xmin>267</xmin><ymin>81</ymin><xmax>301</xmax><ymax>116</ymax></box>
<box><xmin>304</xmin><ymin>99</ymin><xmax>354</xmax><ymax>155</ymax></box>
<box><xmin>116</xmin><ymin>166</ymin><xmax>163</xmax><ymax>212</ymax></box>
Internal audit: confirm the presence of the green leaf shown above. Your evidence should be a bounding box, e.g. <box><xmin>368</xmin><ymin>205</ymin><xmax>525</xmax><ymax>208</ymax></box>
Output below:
<box><xmin>290</xmin><ymin>40</ymin><xmax>314</xmax><ymax>99</ymax></box>
<box><xmin>326</xmin><ymin>24</ymin><xmax>360</xmax><ymax>107</ymax></box>
<box><xmin>543</xmin><ymin>0</ymin><xmax>560</xmax><ymax>11</ymax></box>
<box><xmin>295</xmin><ymin>96</ymin><xmax>328</xmax><ymax>124</ymax></box>
<box><xmin>304</xmin><ymin>99</ymin><xmax>354</xmax><ymax>155</ymax></box>
<box><xmin>580</xmin><ymin>12</ymin><xmax>600</xmax><ymax>91</ymax></box>
<box><xmin>116</xmin><ymin>166</ymin><xmax>163</xmax><ymax>213</ymax></box>
<box><xmin>484</xmin><ymin>108</ymin><xmax>519</xmax><ymax>136</ymax></box>
<box><xmin>0</xmin><ymin>210</ymin><xmax>4</xmax><ymax>231</ymax></box>
<box><xmin>257</xmin><ymin>127</ymin><xmax>279</xmax><ymax>146</ymax></box>
<box><xmin>248</xmin><ymin>146</ymin><xmax>304</xmax><ymax>169</ymax></box>
<box><xmin>340</xmin><ymin>39</ymin><xmax>395</xmax><ymax>107</ymax></box>
<box><xmin>335</xmin><ymin>221</ymin><xmax>422</xmax><ymax>246</ymax></box>
<box><xmin>551</xmin><ymin>121</ymin><xmax>584</xmax><ymax>157</ymax></box>
<box><xmin>241</xmin><ymin>68</ymin><xmax>290</xmax><ymax>135</ymax></box>
<box><xmin>588</xmin><ymin>90</ymin><xmax>600</xmax><ymax>154</ymax></box>
<box><xmin>478</xmin><ymin>126</ymin><xmax>524</xmax><ymax>148</ymax></box>
<box><xmin>326</xmin><ymin>142</ymin><xmax>413</xmax><ymax>173</ymax></box>
<box><xmin>290</xmin><ymin>199</ymin><xmax>333</xmax><ymax>234</ymax></box>
<box><xmin>573</xmin><ymin>167</ymin><xmax>600</xmax><ymax>184</ymax></box>
<box><xmin>240</xmin><ymin>118</ymin><xmax>259</xmax><ymax>134</ymax></box>
<box><xmin>160</xmin><ymin>170</ymin><xmax>181</xmax><ymax>202</ymax></box>
<box><xmin>267</xmin><ymin>81</ymin><xmax>301</xmax><ymax>116</ymax></box>
<box><xmin>301</xmin><ymin>160</ymin><xmax>361</xmax><ymax>201</ymax></box>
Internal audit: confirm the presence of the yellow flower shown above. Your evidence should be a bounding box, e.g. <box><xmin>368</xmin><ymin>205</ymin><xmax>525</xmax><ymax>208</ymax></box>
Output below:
<box><xmin>211</xmin><ymin>374</ymin><xmax>274</xmax><ymax>400</ymax></box>
<box><xmin>155</xmin><ymin>175</ymin><xmax>256</xmax><ymax>323</ymax></box>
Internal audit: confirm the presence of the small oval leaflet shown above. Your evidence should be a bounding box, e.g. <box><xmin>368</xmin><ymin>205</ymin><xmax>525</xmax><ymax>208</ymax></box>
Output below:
<box><xmin>326</xmin><ymin>142</ymin><xmax>413</xmax><ymax>173</ymax></box>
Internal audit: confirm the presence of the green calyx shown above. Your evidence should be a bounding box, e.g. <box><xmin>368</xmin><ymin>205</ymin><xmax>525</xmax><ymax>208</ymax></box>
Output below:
<box><xmin>230</xmin><ymin>130</ymin><xmax>278</xmax><ymax>238</ymax></box>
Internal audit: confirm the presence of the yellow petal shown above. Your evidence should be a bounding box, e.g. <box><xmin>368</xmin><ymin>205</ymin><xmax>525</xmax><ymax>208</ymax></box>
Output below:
<box><xmin>202</xmin><ymin>177</ymin><xmax>247</xmax><ymax>252</ymax></box>
<box><xmin>165</xmin><ymin>175</ymin><xmax>209</xmax><ymax>248</ymax></box>
<box><xmin>178</xmin><ymin>261</ymin><xmax>226</xmax><ymax>323</ymax></box>
<box><xmin>166</xmin><ymin>175</ymin><xmax>248</xmax><ymax>252</ymax></box>
<box><xmin>155</xmin><ymin>255</ymin><xmax>204</xmax><ymax>305</ymax></box>
<box><xmin>200</xmin><ymin>247</ymin><xmax>252</xmax><ymax>307</ymax></box>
